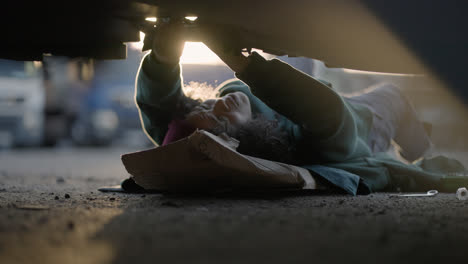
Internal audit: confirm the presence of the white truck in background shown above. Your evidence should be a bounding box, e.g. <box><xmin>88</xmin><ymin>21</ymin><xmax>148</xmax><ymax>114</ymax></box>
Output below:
<box><xmin>0</xmin><ymin>59</ymin><xmax>44</xmax><ymax>148</ymax></box>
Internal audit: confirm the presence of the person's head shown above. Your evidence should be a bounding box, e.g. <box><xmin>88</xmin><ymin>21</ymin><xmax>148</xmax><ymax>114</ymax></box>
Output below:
<box><xmin>185</xmin><ymin>92</ymin><xmax>252</xmax><ymax>132</ymax></box>
<box><xmin>171</xmin><ymin>92</ymin><xmax>295</xmax><ymax>164</ymax></box>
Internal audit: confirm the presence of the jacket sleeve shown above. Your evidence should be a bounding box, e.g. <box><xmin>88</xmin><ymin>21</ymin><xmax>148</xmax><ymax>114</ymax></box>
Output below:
<box><xmin>236</xmin><ymin>52</ymin><xmax>359</xmax><ymax>161</ymax></box>
<box><xmin>135</xmin><ymin>53</ymin><xmax>185</xmax><ymax>145</ymax></box>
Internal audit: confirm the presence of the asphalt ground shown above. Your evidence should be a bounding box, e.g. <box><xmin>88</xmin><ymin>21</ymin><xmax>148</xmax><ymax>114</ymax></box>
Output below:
<box><xmin>1</xmin><ymin>147</ymin><xmax>468</xmax><ymax>264</ymax></box>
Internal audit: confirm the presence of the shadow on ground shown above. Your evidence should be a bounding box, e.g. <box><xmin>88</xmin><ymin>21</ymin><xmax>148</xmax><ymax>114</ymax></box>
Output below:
<box><xmin>91</xmin><ymin>192</ymin><xmax>468</xmax><ymax>264</ymax></box>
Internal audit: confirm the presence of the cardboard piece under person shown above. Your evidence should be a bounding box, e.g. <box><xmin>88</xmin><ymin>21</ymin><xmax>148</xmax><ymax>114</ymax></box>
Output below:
<box><xmin>120</xmin><ymin>130</ymin><xmax>316</xmax><ymax>192</ymax></box>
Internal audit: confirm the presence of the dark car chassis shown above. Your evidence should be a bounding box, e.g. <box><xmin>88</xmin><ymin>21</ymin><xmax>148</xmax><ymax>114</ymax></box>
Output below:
<box><xmin>1</xmin><ymin>0</ymin><xmax>467</xmax><ymax>100</ymax></box>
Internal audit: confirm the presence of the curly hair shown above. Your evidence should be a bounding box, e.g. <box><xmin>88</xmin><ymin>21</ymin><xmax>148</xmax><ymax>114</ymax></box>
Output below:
<box><xmin>226</xmin><ymin>115</ymin><xmax>296</xmax><ymax>164</ymax></box>
<box><xmin>173</xmin><ymin>95</ymin><xmax>202</xmax><ymax>120</ymax></box>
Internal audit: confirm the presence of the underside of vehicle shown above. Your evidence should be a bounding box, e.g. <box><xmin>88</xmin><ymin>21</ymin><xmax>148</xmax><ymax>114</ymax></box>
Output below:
<box><xmin>1</xmin><ymin>0</ymin><xmax>468</xmax><ymax>99</ymax></box>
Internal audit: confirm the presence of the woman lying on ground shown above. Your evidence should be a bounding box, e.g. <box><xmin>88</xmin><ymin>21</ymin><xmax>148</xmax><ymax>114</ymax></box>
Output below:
<box><xmin>123</xmin><ymin>22</ymin><xmax>466</xmax><ymax>194</ymax></box>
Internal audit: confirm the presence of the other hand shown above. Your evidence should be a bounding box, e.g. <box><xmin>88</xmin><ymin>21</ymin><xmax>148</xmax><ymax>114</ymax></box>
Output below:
<box><xmin>201</xmin><ymin>31</ymin><xmax>250</xmax><ymax>74</ymax></box>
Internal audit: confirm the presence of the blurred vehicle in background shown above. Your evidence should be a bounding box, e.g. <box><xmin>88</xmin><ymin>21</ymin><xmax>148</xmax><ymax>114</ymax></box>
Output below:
<box><xmin>0</xmin><ymin>59</ymin><xmax>44</xmax><ymax>148</ymax></box>
<box><xmin>0</xmin><ymin>57</ymin><xmax>92</xmax><ymax>148</ymax></box>
<box><xmin>71</xmin><ymin>47</ymin><xmax>148</xmax><ymax>146</ymax></box>
<box><xmin>41</xmin><ymin>56</ymin><xmax>93</xmax><ymax>146</ymax></box>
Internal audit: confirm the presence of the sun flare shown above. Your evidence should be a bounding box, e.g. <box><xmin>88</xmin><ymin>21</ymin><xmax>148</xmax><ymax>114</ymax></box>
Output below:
<box><xmin>130</xmin><ymin>32</ymin><xmax>223</xmax><ymax>65</ymax></box>
<box><xmin>180</xmin><ymin>42</ymin><xmax>223</xmax><ymax>65</ymax></box>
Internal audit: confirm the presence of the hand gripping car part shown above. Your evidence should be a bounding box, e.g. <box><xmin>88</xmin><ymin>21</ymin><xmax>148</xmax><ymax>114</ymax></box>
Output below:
<box><xmin>397</xmin><ymin>190</ymin><xmax>438</xmax><ymax>197</ymax></box>
<box><xmin>456</xmin><ymin>187</ymin><xmax>468</xmax><ymax>201</ymax></box>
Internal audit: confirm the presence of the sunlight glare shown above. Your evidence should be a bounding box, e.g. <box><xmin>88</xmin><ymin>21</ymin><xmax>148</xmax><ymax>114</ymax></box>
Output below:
<box><xmin>145</xmin><ymin>17</ymin><xmax>157</xmax><ymax>22</ymax></box>
<box><xmin>130</xmin><ymin>32</ymin><xmax>223</xmax><ymax>65</ymax></box>
<box><xmin>180</xmin><ymin>42</ymin><xmax>223</xmax><ymax>65</ymax></box>
<box><xmin>129</xmin><ymin>32</ymin><xmax>146</xmax><ymax>50</ymax></box>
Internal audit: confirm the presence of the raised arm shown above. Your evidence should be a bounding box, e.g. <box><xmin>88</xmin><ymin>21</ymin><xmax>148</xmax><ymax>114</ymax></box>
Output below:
<box><xmin>236</xmin><ymin>53</ymin><xmax>360</xmax><ymax>161</ymax></box>
<box><xmin>204</xmin><ymin>42</ymin><xmax>360</xmax><ymax>161</ymax></box>
<box><xmin>135</xmin><ymin>22</ymin><xmax>187</xmax><ymax>145</ymax></box>
<box><xmin>135</xmin><ymin>54</ymin><xmax>185</xmax><ymax>145</ymax></box>
<box><xmin>236</xmin><ymin>52</ymin><xmax>346</xmax><ymax>139</ymax></box>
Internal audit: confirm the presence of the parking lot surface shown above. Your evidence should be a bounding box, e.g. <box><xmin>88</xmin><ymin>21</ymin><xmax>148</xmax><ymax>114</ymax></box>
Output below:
<box><xmin>1</xmin><ymin>147</ymin><xmax>468</xmax><ymax>264</ymax></box>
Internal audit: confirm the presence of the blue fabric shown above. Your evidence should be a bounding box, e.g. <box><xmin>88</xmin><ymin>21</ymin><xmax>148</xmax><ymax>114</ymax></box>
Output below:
<box><xmin>305</xmin><ymin>165</ymin><xmax>362</xmax><ymax>195</ymax></box>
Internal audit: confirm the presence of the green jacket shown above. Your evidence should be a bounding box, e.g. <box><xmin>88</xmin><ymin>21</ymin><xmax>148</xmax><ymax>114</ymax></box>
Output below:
<box><xmin>136</xmin><ymin>52</ymin><xmax>467</xmax><ymax>195</ymax></box>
